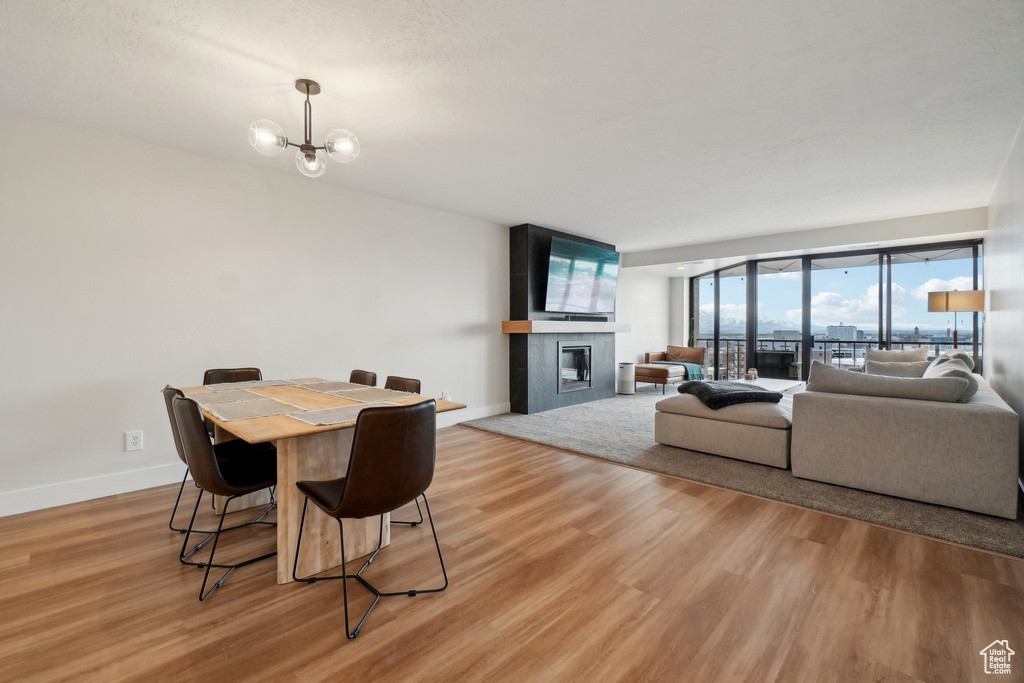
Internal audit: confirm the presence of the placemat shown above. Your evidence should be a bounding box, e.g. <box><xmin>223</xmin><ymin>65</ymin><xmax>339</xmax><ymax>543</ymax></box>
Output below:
<box><xmin>204</xmin><ymin>398</ymin><xmax>296</xmax><ymax>421</ymax></box>
<box><xmin>302</xmin><ymin>381</ymin><xmax>367</xmax><ymax>394</ymax></box>
<box><xmin>187</xmin><ymin>389</ymin><xmax>262</xmax><ymax>405</ymax></box>
<box><xmin>331</xmin><ymin>387</ymin><xmax>412</xmax><ymax>402</ymax></box>
<box><xmin>204</xmin><ymin>379</ymin><xmax>294</xmax><ymax>391</ymax></box>
<box><xmin>289</xmin><ymin>402</ymin><xmax>399</xmax><ymax>426</ymax></box>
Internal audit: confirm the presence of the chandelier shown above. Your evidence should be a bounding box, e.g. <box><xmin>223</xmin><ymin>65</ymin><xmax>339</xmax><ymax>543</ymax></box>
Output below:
<box><xmin>249</xmin><ymin>79</ymin><xmax>359</xmax><ymax>178</ymax></box>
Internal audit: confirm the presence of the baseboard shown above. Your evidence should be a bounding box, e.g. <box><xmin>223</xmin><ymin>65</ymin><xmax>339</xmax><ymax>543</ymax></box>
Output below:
<box><xmin>1</xmin><ymin>403</ymin><xmax>510</xmax><ymax>518</ymax></box>
<box><xmin>443</xmin><ymin>401</ymin><xmax>509</xmax><ymax>428</ymax></box>
<box><xmin>0</xmin><ymin>461</ymin><xmax>188</xmax><ymax>518</ymax></box>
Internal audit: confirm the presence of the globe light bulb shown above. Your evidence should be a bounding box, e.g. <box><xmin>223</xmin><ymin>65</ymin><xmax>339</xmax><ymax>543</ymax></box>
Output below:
<box><xmin>295</xmin><ymin>149</ymin><xmax>327</xmax><ymax>177</ymax></box>
<box><xmin>249</xmin><ymin>119</ymin><xmax>288</xmax><ymax>155</ymax></box>
<box><xmin>325</xmin><ymin>129</ymin><xmax>360</xmax><ymax>163</ymax></box>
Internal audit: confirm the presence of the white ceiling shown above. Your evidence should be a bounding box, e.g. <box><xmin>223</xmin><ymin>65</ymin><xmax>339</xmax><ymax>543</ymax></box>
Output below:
<box><xmin>2</xmin><ymin>0</ymin><xmax>1024</xmax><ymax>251</ymax></box>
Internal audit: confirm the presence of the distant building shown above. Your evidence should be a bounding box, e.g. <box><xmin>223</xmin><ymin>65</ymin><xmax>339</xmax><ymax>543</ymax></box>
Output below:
<box><xmin>772</xmin><ymin>330</ymin><xmax>800</xmax><ymax>340</ymax></box>
<box><xmin>826</xmin><ymin>324</ymin><xmax>858</xmax><ymax>341</ymax></box>
<box><xmin>856</xmin><ymin>330</ymin><xmax>864</xmax><ymax>340</ymax></box>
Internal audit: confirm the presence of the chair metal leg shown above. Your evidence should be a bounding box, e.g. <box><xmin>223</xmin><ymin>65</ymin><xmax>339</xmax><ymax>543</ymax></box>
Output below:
<box><xmin>168</xmin><ymin>469</ymin><xmax>191</xmax><ymax>533</ymax></box>
<box><xmin>291</xmin><ymin>493</ymin><xmax>448</xmax><ymax>639</ymax></box>
<box><xmin>368</xmin><ymin>494</ymin><xmax>448</xmax><ymax>597</ymax></box>
<box><xmin>193</xmin><ymin>494</ymin><xmax>276</xmax><ymax>602</ymax></box>
<box><xmin>178</xmin><ymin>487</ymin><xmax>275</xmax><ymax>563</ymax></box>
<box><xmin>390</xmin><ymin>498</ymin><xmax>423</xmax><ymax>526</ymax></box>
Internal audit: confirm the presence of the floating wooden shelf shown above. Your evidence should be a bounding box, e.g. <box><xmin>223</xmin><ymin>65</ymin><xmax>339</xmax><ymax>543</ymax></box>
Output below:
<box><xmin>501</xmin><ymin>320</ymin><xmax>631</xmax><ymax>334</ymax></box>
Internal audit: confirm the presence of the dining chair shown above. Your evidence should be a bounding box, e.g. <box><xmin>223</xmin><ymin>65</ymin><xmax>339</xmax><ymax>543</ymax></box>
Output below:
<box><xmin>162</xmin><ymin>386</ymin><xmax>276</xmax><ymax>538</ymax></box>
<box><xmin>384</xmin><ymin>375</ymin><xmax>421</xmax><ymax>394</ymax></box>
<box><xmin>349</xmin><ymin>369</ymin><xmax>377</xmax><ymax>387</ymax></box>
<box><xmin>291</xmin><ymin>400</ymin><xmax>448</xmax><ymax>639</ymax></box>
<box><xmin>203</xmin><ymin>367</ymin><xmax>263</xmax><ymax>385</ymax></box>
<box><xmin>172</xmin><ymin>394</ymin><xmax>278</xmax><ymax>601</ymax></box>
<box><xmin>202</xmin><ymin>368</ymin><xmax>263</xmax><ymax>438</ymax></box>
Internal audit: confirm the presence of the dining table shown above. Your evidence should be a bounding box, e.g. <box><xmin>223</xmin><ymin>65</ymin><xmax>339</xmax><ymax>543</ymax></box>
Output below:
<box><xmin>179</xmin><ymin>378</ymin><xmax>466</xmax><ymax>584</ymax></box>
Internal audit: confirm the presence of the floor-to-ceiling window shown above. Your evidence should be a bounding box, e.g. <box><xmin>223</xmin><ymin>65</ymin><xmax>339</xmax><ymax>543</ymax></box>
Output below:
<box><xmin>810</xmin><ymin>253</ymin><xmax>883</xmax><ymax>369</ymax></box>
<box><xmin>690</xmin><ymin>240</ymin><xmax>983</xmax><ymax>380</ymax></box>
<box><xmin>888</xmin><ymin>246</ymin><xmax>979</xmax><ymax>360</ymax></box>
<box><xmin>717</xmin><ymin>265</ymin><xmax>746</xmax><ymax>379</ymax></box>
<box><xmin>693</xmin><ymin>273</ymin><xmax>715</xmax><ymax>377</ymax></box>
<box><xmin>756</xmin><ymin>259</ymin><xmax>803</xmax><ymax>378</ymax></box>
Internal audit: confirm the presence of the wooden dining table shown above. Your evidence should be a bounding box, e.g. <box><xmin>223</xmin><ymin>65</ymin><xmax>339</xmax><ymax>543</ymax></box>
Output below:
<box><xmin>180</xmin><ymin>378</ymin><xmax>465</xmax><ymax>584</ymax></box>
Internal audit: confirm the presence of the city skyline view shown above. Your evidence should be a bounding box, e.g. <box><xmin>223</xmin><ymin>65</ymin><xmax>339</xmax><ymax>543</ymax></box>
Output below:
<box><xmin>698</xmin><ymin>255</ymin><xmax>977</xmax><ymax>337</ymax></box>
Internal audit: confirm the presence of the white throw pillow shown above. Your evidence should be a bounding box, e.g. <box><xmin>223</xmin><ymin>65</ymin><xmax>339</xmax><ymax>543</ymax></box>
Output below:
<box><xmin>864</xmin><ymin>360</ymin><xmax>930</xmax><ymax>378</ymax></box>
<box><xmin>863</xmin><ymin>346</ymin><xmax>929</xmax><ymax>363</ymax></box>
<box><xmin>923</xmin><ymin>358</ymin><xmax>978</xmax><ymax>403</ymax></box>
<box><xmin>926</xmin><ymin>348</ymin><xmax>975</xmax><ymax>372</ymax></box>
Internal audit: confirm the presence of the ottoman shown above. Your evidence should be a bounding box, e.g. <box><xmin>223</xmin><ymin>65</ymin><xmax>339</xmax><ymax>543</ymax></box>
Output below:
<box><xmin>634</xmin><ymin>363</ymin><xmax>687</xmax><ymax>394</ymax></box>
<box><xmin>654</xmin><ymin>393</ymin><xmax>793</xmax><ymax>468</ymax></box>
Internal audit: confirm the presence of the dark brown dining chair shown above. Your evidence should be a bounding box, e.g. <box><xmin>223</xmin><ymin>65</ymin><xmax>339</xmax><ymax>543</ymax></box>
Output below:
<box><xmin>203</xmin><ymin>367</ymin><xmax>263</xmax><ymax>385</ymax></box>
<box><xmin>202</xmin><ymin>367</ymin><xmax>263</xmax><ymax>438</ymax></box>
<box><xmin>384</xmin><ymin>375</ymin><xmax>421</xmax><ymax>394</ymax></box>
<box><xmin>291</xmin><ymin>400</ymin><xmax>448</xmax><ymax>639</ymax></box>
<box><xmin>349</xmin><ymin>369</ymin><xmax>377</xmax><ymax>387</ymax></box>
<box><xmin>162</xmin><ymin>386</ymin><xmax>277</xmax><ymax>539</ymax></box>
<box><xmin>172</xmin><ymin>394</ymin><xmax>278</xmax><ymax>601</ymax></box>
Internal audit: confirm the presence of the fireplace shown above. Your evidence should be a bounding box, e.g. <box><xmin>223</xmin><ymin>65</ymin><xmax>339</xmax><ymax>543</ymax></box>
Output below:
<box><xmin>557</xmin><ymin>342</ymin><xmax>592</xmax><ymax>393</ymax></box>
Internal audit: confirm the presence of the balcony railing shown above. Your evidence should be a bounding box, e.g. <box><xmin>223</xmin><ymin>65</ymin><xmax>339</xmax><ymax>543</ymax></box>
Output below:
<box><xmin>694</xmin><ymin>337</ymin><xmax>981</xmax><ymax>380</ymax></box>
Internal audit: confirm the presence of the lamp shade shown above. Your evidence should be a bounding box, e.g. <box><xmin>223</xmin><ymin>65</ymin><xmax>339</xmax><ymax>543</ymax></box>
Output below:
<box><xmin>927</xmin><ymin>290</ymin><xmax>984</xmax><ymax>313</ymax></box>
<box><xmin>946</xmin><ymin>290</ymin><xmax>985</xmax><ymax>312</ymax></box>
<box><xmin>927</xmin><ymin>291</ymin><xmax>948</xmax><ymax>313</ymax></box>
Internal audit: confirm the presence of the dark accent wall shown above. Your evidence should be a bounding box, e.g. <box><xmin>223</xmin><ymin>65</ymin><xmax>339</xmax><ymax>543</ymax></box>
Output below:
<box><xmin>509</xmin><ymin>224</ymin><xmax>618</xmax><ymax>414</ymax></box>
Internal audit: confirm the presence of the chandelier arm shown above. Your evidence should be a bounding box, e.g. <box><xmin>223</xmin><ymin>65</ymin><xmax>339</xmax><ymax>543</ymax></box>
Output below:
<box><xmin>303</xmin><ymin>85</ymin><xmax>312</xmax><ymax>145</ymax></box>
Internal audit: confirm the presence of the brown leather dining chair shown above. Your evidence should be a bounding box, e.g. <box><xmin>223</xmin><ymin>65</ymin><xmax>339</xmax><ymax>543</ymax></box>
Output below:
<box><xmin>204</xmin><ymin>367</ymin><xmax>263</xmax><ymax>385</ymax></box>
<box><xmin>349</xmin><ymin>369</ymin><xmax>377</xmax><ymax>387</ymax></box>
<box><xmin>172</xmin><ymin>394</ymin><xmax>278</xmax><ymax>601</ymax></box>
<box><xmin>202</xmin><ymin>367</ymin><xmax>263</xmax><ymax>439</ymax></box>
<box><xmin>384</xmin><ymin>375</ymin><xmax>421</xmax><ymax>394</ymax></box>
<box><xmin>162</xmin><ymin>386</ymin><xmax>276</xmax><ymax>538</ymax></box>
<box><xmin>291</xmin><ymin>400</ymin><xmax>448</xmax><ymax>639</ymax></box>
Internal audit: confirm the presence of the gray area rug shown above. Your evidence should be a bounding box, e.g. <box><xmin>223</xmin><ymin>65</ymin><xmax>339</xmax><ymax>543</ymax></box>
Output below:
<box><xmin>462</xmin><ymin>389</ymin><xmax>1024</xmax><ymax>558</ymax></box>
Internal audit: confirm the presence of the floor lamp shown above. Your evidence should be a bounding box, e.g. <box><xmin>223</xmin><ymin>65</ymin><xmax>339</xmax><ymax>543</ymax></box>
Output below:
<box><xmin>927</xmin><ymin>290</ymin><xmax>985</xmax><ymax>349</ymax></box>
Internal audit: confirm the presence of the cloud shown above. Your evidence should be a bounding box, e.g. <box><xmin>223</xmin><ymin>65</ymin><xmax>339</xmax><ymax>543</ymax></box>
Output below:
<box><xmin>910</xmin><ymin>276</ymin><xmax>974</xmax><ymax>300</ymax></box>
<box><xmin>760</xmin><ymin>271</ymin><xmax>801</xmax><ymax>281</ymax></box>
<box><xmin>784</xmin><ymin>283</ymin><xmax>906</xmax><ymax>326</ymax></box>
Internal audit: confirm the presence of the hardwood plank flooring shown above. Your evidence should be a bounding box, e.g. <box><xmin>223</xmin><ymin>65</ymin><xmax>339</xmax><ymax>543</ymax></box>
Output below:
<box><xmin>1</xmin><ymin>426</ymin><xmax>1022</xmax><ymax>681</ymax></box>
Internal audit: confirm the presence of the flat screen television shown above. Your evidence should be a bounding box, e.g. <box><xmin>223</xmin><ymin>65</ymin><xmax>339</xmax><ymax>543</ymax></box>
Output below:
<box><xmin>544</xmin><ymin>236</ymin><xmax>620</xmax><ymax>314</ymax></box>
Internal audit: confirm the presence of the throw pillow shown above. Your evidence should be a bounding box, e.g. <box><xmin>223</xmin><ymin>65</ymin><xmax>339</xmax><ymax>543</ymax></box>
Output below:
<box><xmin>922</xmin><ymin>358</ymin><xmax>978</xmax><ymax>403</ymax></box>
<box><xmin>863</xmin><ymin>360</ymin><xmax>930</xmax><ymax>378</ymax></box>
<box><xmin>806</xmin><ymin>361</ymin><xmax>968</xmax><ymax>403</ymax></box>
<box><xmin>926</xmin><ymin>348</ymin><xmax>975</xmax><ymax>372</ymax></box>
<box><xmin>863</xmin><ymin>346</ymin><xmax>929</xmax><ymax>363</ymax></box>
<box><xmin>666</xmin><ymin>345</ymin><xmax>706</xmax><ymax>364</ymax></box>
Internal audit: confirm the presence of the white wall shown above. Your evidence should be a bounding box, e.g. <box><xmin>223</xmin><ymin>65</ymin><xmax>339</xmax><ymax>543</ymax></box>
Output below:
<box><xmin>615</xmin><ymin>268</ymin><xmax>671</xmax><ymax>364</ymax></box>
<box><xmin>985</xmin><ymin>114</ymin><xmax>1024</xmax><ymax>483</ymax></box>
<box><xmin>0</xmin><ymin>111</ymin><xmax>509</xmax><ymax>516</ymax></box>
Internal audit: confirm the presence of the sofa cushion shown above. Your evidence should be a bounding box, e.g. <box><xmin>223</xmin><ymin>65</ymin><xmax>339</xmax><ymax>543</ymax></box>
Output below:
<box><xmin>922</xmin><ymin>358</ymin><xmax>978</xmax><ymax>402</ymax></box>
<box><xmin>806</xmin><ymin>361</ymin><xmax>967</xmax><ymax>403</ymax></box>
<box><xmin>665</xmin><ymin>345</ymin><xmax>706</xmax><ymax>364</ymax></box>
<box><xmin>656</xmin><ymin>393</ymin><xmax>792</xmax><ymax>429</ymax></box>
<box><xmin>864</xmin><ymin>360</ymin><xmax>930</xmax><ymax>378</ymax></box>
<box><xmin>863</xmin><ymin>346</ymin><xmax>929</xmax><ymax>363</ymax></box>
<box><xmin>926</xmin><ymin>348</ymin><xmax>976</xmax><ymax>372</ymax></box>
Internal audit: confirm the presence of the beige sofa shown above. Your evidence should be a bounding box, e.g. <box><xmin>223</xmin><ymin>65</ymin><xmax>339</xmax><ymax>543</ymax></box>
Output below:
<box><xmin>791</xmin><ymin>361</ymin><xmax>1019</xmax><ymax>519</ymax></box>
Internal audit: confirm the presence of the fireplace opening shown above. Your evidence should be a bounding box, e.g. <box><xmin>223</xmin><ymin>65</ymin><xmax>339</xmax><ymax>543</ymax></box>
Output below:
<box><xmin>557</xmin><ymin>342</ymin><xmax>592</xmax><ymax>393</ymax></box>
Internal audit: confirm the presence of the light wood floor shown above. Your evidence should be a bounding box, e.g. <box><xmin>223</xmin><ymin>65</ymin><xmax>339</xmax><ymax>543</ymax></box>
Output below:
<box><xmin>1</xmin><ymin>426</ymin><xmax>1023</xmax><ymax>681</ymax></box>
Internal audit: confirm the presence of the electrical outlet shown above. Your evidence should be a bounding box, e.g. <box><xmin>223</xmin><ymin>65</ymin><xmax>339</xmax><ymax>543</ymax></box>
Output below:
<box><xmin>125</xmin><ymin>430</ymin><xmax>143</xmax><ymax>452</ymax></box>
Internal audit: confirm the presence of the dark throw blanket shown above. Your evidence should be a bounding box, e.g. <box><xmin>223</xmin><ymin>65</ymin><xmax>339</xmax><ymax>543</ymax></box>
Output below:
<box><xmin>677</xmin><ymin>380</ymin><xmax>784</xmax><ymax>410</ymax></box>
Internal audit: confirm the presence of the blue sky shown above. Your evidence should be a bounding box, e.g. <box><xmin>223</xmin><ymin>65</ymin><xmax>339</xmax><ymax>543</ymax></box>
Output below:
<box><xmin>701</xmin><ymin>257</ymin><xmax>976</xmax><ymax>333</ymax></box>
